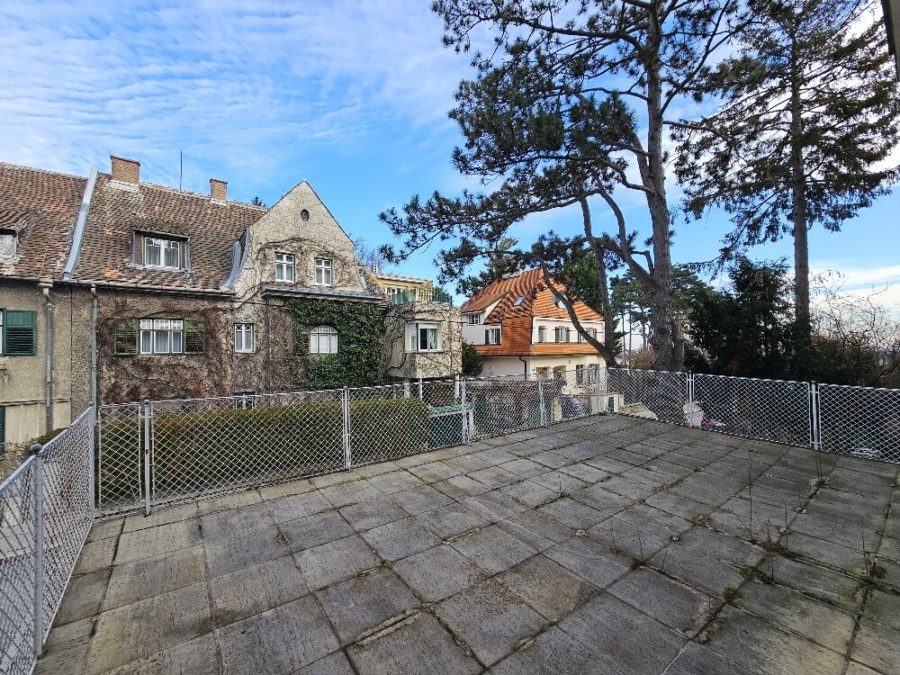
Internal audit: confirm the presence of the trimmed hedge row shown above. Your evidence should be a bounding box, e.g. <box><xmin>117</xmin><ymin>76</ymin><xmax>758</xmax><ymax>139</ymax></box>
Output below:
<box><xmin>97</xmin><ymin>397</ymin><xmax>429</xmax><ymax>503</ymax></box>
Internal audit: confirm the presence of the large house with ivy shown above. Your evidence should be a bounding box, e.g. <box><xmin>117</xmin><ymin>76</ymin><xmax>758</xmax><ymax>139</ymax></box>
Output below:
<box><xmin>0</xmin><ymin>156</ymin><xmax>461</xmax><ymax>444</ymax></box>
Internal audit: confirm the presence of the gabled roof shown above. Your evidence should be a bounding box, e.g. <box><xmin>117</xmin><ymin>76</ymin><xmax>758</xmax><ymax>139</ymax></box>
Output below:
<box><xmin>0</xmin><ymin>162</ymin><xmax>87</xmax><ymax>280</ymax></box>
<box><xmin>74</xmin><ymin>173</ymin><xmax>265</xmax><ymax>290</ymax></box>
<box><xmin>463</xmin><ymin>269</ymin><xmax>605</xmax><ymax>357</ymax></box>
<box><xmin>462</xmin><ymin>269</ymin><xmax>603</xmax><ymax>324</ymax></box>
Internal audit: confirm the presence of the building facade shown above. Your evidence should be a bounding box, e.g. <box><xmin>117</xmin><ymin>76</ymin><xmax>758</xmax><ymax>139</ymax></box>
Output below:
<box><xmin>461</xmin><ymin>269</ymin><xmax>606</xmax><ymax>380</ymax></box>
<box><xmin>0</xmin><ymin>156</ymin><xmax>460</xmax><ymax>445</ymax></box>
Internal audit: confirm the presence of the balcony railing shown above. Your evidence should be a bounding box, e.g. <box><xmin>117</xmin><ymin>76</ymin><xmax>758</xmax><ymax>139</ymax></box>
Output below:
<box><xmin>388</xmin><ymin>287</ymin><xmax>453</xmax><ymax>305</ymax></box>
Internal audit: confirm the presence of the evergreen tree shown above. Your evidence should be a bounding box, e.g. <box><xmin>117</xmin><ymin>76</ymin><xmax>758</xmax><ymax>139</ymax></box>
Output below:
<box><xmin>675</xmin><ymin>0</ymin><xmax>900</xmax><ymax>372</ymax></box>
<box><xmin>380</xmin><ymin>0</ymin><xmax>742</xmax><ymax>371</ymax></box>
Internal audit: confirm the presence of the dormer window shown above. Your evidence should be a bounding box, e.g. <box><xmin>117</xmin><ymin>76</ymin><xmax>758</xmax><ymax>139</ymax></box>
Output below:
<box><xmin>315</xmin><ymin>258</ymin><xmax>333</xmax><ymax>286</ymax></box>
<box><xmin>0</xmin><ymin>230</ymin><xmax>17</xmax><ymax>258</ymax></box>
<box><xmin>142</xmin><ymin>235</ymin><xmax>184</xmax><ymax>270</ymax></box>
<box><xmin>275</xmin><ymin>252</ymin><xmax>295</xmax><ymax>282</ymax></box>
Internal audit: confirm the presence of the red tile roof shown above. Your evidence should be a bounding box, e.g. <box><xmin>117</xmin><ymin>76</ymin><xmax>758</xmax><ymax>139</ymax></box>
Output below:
<box><xmin>463</xmin><ymin>269</ymin><xmax>605</xmax><ymax>357</ymax></box>
<box><xmin>74</xmin><ymin>173</ymin><xmax>265</xmax><ymax>290</ymax></box>
<box><xmin>0</xmin><ymin>162</ymin><xmax>87</xmax><ymax>280</ymax></box>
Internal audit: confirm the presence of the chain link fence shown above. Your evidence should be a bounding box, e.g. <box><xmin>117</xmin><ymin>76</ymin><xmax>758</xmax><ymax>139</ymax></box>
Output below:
<box><xmin>0</xmin><ymin>407</ymin><xmax>94</xmax><ymax>675</ymax></box>
<box><xmin>692</xmin><ymin>374</ymin><xmax>811</xmax><ymax>447</ymax></box>
<box><xmin>819</xmin><ymin>384</ymin><xmax>900</xmax><ymax>462</ymax></box>
<box><xmin>607</xmin><ymin>367</ymin><xmax>900</xmax><ymax>464</ymax></box>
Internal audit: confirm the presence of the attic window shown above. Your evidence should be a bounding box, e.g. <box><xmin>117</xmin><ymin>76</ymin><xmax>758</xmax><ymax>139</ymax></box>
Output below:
<box><xmin>141</xmin><ymin>234</ymin><xmax>185</xmax><ymax>270</ymax></box>
<box><xmin>300</xmin><ymin>209</ymin><xmax>310</xmax><ymax>222</ymax></box>
<box><xmin>513</xmin><ymin>295</ymin><xmax>526</xmax><ymax>306</ymax></box>
<box><xmin>0</xmin><ymin>230</ymin><xmax>16</xmax><ymax>258</ymax></box>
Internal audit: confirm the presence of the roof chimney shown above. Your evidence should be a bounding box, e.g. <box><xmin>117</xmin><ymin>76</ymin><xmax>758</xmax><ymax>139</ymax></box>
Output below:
<box><xmin>110</xmin><ymin>156</ymin><xmax>140</xmax><ymax>184</ymax></box>
<box><xmin>210</xmin><ymin>179</ymin><xmax>227</xmax><ymax>203</ymax></box>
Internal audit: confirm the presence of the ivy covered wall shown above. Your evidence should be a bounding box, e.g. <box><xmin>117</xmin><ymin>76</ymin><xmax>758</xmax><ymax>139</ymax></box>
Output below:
<box><xmin>285</xmin><ymin>297</ymin><xmax>385</xmax><ymax>389</ymax></box>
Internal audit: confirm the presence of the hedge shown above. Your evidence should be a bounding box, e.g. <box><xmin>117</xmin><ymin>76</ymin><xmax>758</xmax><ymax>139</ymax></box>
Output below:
<box><xmin>97</xmin><ymin>397</ymin><xmax>429</xmax><ymax>503</ymax></box>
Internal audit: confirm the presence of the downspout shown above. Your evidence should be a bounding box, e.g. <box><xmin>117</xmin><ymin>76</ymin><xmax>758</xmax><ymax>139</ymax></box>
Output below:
<box><xmin>91</xmin><ymin>285</ymin><xmax>98</xmax><ymax>411</ymax></box>
<box><xmin>519</xmin><ymin>355</ymin><xmax>528</xmax><ymax>377</ymax></box>
<box><xmin>39</xmin><ymin>280</ymin><xmax>54</xmax><ymax>433</ymax></box>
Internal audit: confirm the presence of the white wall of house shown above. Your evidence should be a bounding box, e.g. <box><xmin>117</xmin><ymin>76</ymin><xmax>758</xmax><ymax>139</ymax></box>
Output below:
<box><xmin>532</xmin><ymin>318</ymin><xmax>605</xmax><ymax>344</ymax></box>
<box><xmin>526</xmin><ymin>353</ymin><xmax>606</xmax><ymax>375</ymax></box>
<box><xmin>479</xmin><ymin>356</ymin><xmax>529</xmax><ymax>378</ymax></box>
<box><xmin>462</xmin><ymin>321</ymin><xmax>502</xmax><ymax>345</ymax></box>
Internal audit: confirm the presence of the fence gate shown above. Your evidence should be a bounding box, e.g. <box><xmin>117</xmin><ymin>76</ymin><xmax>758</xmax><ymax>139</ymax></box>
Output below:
<box><xmin>96</xmin><ymin>403</ymin><xmax>144</xmax><ymax>515</ymax></box>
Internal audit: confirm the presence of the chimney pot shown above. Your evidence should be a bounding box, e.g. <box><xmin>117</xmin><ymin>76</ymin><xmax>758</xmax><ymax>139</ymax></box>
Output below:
<box><xmin>110</xmin><ymin>156</ymin><xmax>140</xmax><ymax>184</ymax></box>
<box><xmin>210</xmin><ymin>179</ymin><xmax>227</xmax><ymax>203</ymax></box>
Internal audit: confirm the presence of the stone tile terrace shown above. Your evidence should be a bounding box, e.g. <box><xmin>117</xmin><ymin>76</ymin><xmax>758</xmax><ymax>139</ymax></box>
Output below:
<box><xmin>37</xmin><ymin>415</ymin><xmax>900</xmax><ymax>674</ymax></box>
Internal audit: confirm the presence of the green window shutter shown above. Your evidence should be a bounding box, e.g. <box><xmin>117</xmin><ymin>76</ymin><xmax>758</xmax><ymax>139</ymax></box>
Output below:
<box><xmin>185</xmin><ymin>319</ymin><xmax>206</xmax><ymax>354</ymax></box>
<box><xmin>114</xmin><ymin>319</ymin><xmax>139</xmax><ymax>355</ymax></box>
<box><xmin>0</xmin><ymin>406</ymin><xmax>5</xmax><ymax>446</ymax></box>
<box><xmin>4</xmin><ymin>310</ymin><xmax>37</xmax><ymax>356</ymax></box>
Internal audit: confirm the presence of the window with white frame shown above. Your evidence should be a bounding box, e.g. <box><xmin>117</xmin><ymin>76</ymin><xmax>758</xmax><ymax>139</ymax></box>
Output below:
<box><xmin>466</xmin><ymin>313</ymin><xmax>481</xmax><ymax>325</ymax></box>
<box><xmin>0</xmin><ymin>230</ymin><xmax>16</xmax><ymax>258</ymax></box>
<box><xmin>484</xmin><ymin>327</ymin><xmax>501</xmax><ymax>345</ymax></box>
<box><xmin>275</xmin><ymin>252</ymin><xmax>295</xmax><ymax>282</ymax></box>
<box><xmin>234</xmin><ymin>323</ymin><xmax>254</xmax><ymax>353</ymax></box>
<box><xmin>554</xmin><ymin>326</ymin><xmax>571</xmax><ymax>343</ymax></box>
<box><xmin>409</xmin><ymin>322</ymin><xmax>440</xmax><ymax>351</ymax></box>
<box><xmin>537</xmin><ymin>326</ymin><xmax>546</xmax><ymax>343</ymax></box>
<box><xmin>575</xmin><ymin>364</ymin><xmax>586</xmax><ymax>384</ymax></box>
<box><xmin>143</xmin><ymin>235</ymin><xmax>183</xmax><ymax>270</ymax></box>
<box><xmin>139</xmin><ymin>319</ymin><xmax>183</xmax><ymax>354</ymax></box>
<box><xmin>309</xmin><ymin>325</ymin><xmax>338</xmax><ymax>354</ymax></box>
<box><xmin>577</xmin><ymin>328</ymin><xmax>597</xmax><ymax>343</ymax></box>
<box><xmin>314</xmin><ymin>258</ymin><xmax>333</xmax><ymax>286</ymax></box>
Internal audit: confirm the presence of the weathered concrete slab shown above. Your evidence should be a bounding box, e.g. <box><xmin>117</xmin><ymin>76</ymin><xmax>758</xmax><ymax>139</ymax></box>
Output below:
<box><xmin>347</xmin><ymin>612</ymin><xmax>480</xmax><ymax>675</ymax></box>
<box><xmin>86</xmin><ymin>582</ymin><xmax>212</xmax><ymax>673</ymax></box>
<box><xmin>558</xmin><ymin>593</ymin><xmax>687</xmax><ymax>674</ymax></box>
<box><xmin>217</xmin><ymin>595</ymin><xmax>339</xmax><ymax>674</ymax></box>
<box><xmin>294</xmin><ymin>534</ymin><xmax>380</xmax><ymax>590</ymax></box>
<box><xmin>114</xmin><ymin>518</ymin><xmax>202</xmax><ymax>564</ymax></box>
<box><xmin>393</xmin><ymin>544</ymin><xmax>487</xmax><ymax>602</ymax></box>
<box><xmin>104</xmin><ymin>545</ymin><xmax>205</xmax><ymax>610</ymax></box>
<box><xmin>414</xmin><ymin>501</ymin><xmax>490</xmax><ymax>539</ymax></box>
<box><xmin>450</xmin><ymin>524</ymin><xmax>536</xmax><ymax>575</ymax></box>
<box><xmin>205</xmin><ymin>524</ymin><xmax>291</xmax><ymax>577</ymax></box>
<box><xmin>361</xmin><ymin>517</ymin><xmax>441</xmax><ymax>561</ymax></box>
<box><xmin>435</xmin><ymin>577</ymin><xmax>547</xmax><ymax>666</ymax></box>
<box><xmin>316</xmin><ymin>568</ymin><xmax>418</xmax><ymax>644</ymax></box>
<box><xmin>498</xmin><ymin>554</ymin><xmax>597</xmax><ymax>622</ymax></box>
<box><xmin>210</xmin><ymin>555</ymin><xmax>307</xmax><ymax>627</ymax></box>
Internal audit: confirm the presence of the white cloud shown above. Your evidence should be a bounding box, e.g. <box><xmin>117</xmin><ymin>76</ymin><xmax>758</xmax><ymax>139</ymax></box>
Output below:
<box><xmin>0</xmin><ymin>0</ymin><xmax>467</xmax><ymax>192</ymax></box>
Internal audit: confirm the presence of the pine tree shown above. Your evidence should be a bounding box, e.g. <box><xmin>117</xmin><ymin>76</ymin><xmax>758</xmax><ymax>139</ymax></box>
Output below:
<box><xmin>674</xmin><ymin>0</ymin><xmax>900</xmax><ymax>373</ymax></box>
<box><xmin>380</xmin><ymin>0</ymin><xmax>742</xmax><ymax>371</ymax></box>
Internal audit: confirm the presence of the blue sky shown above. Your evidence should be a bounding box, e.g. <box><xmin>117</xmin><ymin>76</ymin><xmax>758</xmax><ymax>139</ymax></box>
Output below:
<box><xmin>2</xmin><ymin>0</ymin><xmax>898</xmax><ymax>304</ymax></box>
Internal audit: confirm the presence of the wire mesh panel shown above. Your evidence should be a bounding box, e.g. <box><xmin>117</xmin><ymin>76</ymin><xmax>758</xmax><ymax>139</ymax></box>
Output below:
<box><xmin>540</xmin><ymin>368</ymin><xmax>608</xmax><ymax>424</ymax></box>
<box><xmin>149</xmin><ymin>390</ymin><xmax>345</xmax><ymax>506</ymax></box>
<box><xmin>38</xmin><ymin>408</ymin><xmax>95</xmax><ymax>643</ymax></box>
<box><xmin>819</xmin><ymin>384</ymin><xmax>900</xmax><ymax>463</ymax></box>
<box><xmin>422</xmin><ymin>379</ymin><xmax>467</xmax><ymax>448</ymax></box>
<box><xmin>608</xmin><ymin>368</ymin><xmax>689</xmax><ymax>425</ymax></box>
<box><xmin>0</xmin><ymin>459</ymin><xmax>37</xmax><ymax>675</ymax></box>
<box><xmin>467</xmin><ymin>376</ymin><xmax>543</xmax><ymax>439</ymax></box>
<box><xmin>97</xmin><ymin>403</ymin><xmax>143</xmax><ymax>514</ymax></box>
<box><xmin>347</xmin><ymin>385</ymin><xmax>430</xmax><ymax>465</ymax></box>
<box><xmin>693</xmin><ymin>374</ymin><xmax>810</xmax><ymax>447</ymax></box>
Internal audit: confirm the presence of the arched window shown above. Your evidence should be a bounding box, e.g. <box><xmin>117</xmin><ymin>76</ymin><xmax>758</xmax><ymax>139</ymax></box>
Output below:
<box><xmin>309</xmin><ymin>325</ymin><xmax>338</xmax><ymax>354</ymax></box>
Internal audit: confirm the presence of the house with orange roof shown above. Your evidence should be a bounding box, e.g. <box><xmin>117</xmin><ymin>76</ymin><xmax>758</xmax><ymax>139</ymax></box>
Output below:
<box><xmin>460</xmin><ymin>269</ymin><xmax>606</xmax><ymax>381</ymax></box>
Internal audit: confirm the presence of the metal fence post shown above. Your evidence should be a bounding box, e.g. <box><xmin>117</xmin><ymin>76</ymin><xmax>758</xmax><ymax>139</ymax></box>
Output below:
<box><xmin>418</xmin><ymin>377</ymin><xmax>423</xmax><ymax>400</ymax></box>
<box><xmin>31</xmin><ymin>444</ymin><xmax>44</xmax><ymax>656</ymax></box>
<box><xmin>143</xmin><ymin>400</ymin><xmax>152</xmax><ymax>516</ymax></box>
<box><xmin>460</xmin><ymin>378</ymin><xmax>469</xmax><ymax>443</ymax></box>
<box><xmin>403</xmin><ymin>380</ymin><xmax>411</xmax><ymax>399</ymax></box>
<box><xmin>538</xmin><ymin>379</ymin><xmax>548</xmax><ymax>427</ymax></box>
<box><xmin>686</xmin><ymin>372</ymin><xmax>695</xmax><ymax>427</ymax></box>
<box><xmin>342</xmin><ymin>387</ymin><xmax>352</xmax><ymax>469</ymax></box>
<box><xmin>808</xmin><ymin>381</ymin><xmax>821</xmax><ymax>451</ymax></box>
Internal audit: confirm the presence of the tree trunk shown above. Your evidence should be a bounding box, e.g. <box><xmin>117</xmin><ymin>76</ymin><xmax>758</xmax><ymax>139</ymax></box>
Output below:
<box><xmin>789</xmin><ymin>31</ymin><xmax>812</xmax><ymax>374</ymax></box>
<box><xmin>644</xmin><ymin>7</ymin><xmax>681</xmax><ymax>373</ymax></box>
<box><xmin>580</xmin><ymin>197</ymin><xmax>618</xmax><ymax>365</ymax></box>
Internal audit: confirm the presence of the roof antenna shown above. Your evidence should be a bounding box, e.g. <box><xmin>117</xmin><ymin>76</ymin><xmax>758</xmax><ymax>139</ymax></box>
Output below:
<box><xmin>179</xmin><ymin>150</ymin><xmax>183</xmax><ymax>190</ymax></box>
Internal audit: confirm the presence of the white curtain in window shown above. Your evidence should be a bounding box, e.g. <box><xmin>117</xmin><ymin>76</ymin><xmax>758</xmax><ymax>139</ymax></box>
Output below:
<box><xmin>310</xmin><ymin>325</ymin><xmax>338</xmax><ymax>354</ymax></box>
